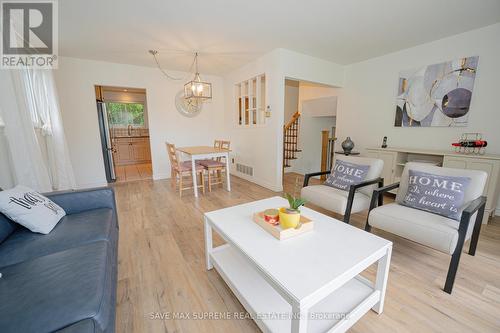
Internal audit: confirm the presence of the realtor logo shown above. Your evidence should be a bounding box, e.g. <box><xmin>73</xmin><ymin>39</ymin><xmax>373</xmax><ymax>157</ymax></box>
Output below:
<box><xmin>1</xmin><ymin>0</ymin><xmax>58</xmax><ymax>68</ymax></box>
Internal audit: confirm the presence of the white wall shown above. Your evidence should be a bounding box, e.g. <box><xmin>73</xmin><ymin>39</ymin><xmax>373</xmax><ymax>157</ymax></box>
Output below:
<box><xmin>336</xmin><ymin>23</ymin><xmax>500</xmax><ymax>155</ymax></box>
<box><xmin>336</xmin><ymin>23</ymin><xmax>500</xmax><ymax>213</ymax></box>
<box><xmin>284</xmin><ymin>79</ymin><xmax>299</xmax><ymax>122</ymax></box>
<box><xmin>223</xmin><ymin>49</ymin><xmax>344</xmax><ymax>191</ymax></box>
<box><xmin>54</xmin><ymin>57</ymin><xmax>225</xmax><ymax>188</ymax></box>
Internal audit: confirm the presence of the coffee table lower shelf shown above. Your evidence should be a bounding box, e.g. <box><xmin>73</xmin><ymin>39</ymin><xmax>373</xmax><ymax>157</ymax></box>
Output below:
<box><xmin>210</xmin><ymin>245</ymin><xmax>380</xmax><ymax>333</ymax></box>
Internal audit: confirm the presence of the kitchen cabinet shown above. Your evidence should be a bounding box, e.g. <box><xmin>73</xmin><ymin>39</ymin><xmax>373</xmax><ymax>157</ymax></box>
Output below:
<box><xmin>366</xmin><ymin>147</ymin><xmax>500</xmax><ymax>224</ymax></box>
<box><xmin>113</xmin><ymin>137</ymin><xmax>151</xmax><ymax>166</ymax></box>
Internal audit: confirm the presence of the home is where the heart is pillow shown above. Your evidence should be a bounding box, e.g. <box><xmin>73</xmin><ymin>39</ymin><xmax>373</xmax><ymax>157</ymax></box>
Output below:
<box><xmin>324</xmin><ymin>160</ymin><xmax>370</xmax><ymax>191</ymax></box>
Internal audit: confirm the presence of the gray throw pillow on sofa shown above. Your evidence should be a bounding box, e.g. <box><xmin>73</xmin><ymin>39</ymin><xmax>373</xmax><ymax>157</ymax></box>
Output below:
<box><xmin>401</xmin><ymin>170</ymin><xmax>470</xmax><ymax>220</ymax></box>
<box><xmin>324</xmin><ymin>160</ymin><xmax>370</xmax><ymax>191</ymax></box>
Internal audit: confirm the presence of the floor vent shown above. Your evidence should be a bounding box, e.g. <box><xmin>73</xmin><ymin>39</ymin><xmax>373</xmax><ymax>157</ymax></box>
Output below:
<box><xmin>236</xmin><ymin>163</ymin><xmax>253</xmax><ymax>176</ymax></box>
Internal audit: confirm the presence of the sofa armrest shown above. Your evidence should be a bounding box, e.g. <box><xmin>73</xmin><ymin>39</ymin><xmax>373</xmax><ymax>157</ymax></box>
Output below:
<box><xmin>45</xmin><ymin>187</ymin><xmax>117</xmax><ymax>216</ymax></box>
<box><xmin>303</xmin><ymin>170</ymin><xmax>330</xmax><ymax>187</ymax></box>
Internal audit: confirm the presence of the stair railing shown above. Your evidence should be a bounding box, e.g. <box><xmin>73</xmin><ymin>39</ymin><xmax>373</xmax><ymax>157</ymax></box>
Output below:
<box><xmin>283</xmin><ymin>111</ymin><xmax>301</xmax><ymax>170</ymax></box>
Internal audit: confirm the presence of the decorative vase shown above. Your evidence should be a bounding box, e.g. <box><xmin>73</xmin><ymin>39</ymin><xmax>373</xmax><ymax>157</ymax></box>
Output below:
<box><xmin>341</xmin><ymin>137</ymin><xmax>355</xmax><ymax>154</ymax></box>
<box><xmin>278</xmin><ymin>207</ymin><xmax>300</xmax><ymax>229</ymax></box>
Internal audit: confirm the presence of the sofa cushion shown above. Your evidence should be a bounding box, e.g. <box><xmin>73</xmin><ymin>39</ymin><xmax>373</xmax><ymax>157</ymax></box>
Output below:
<box><xmin>368</xmin><ymin>203</ymin><xmax>475</xmax><ymax>254</ymax></box>
<box><xmin>0</xmin><ymin>241</ymin><xmax>114</xmax><ymax>333</ymax></box>
<box><xmin>301</xmin><ymin>185</ymin><xmax>371</xmax><ymax>215</ymax></box>
<box><xmin>0</xmin><ymin>208</ymin><xmax>115</xmax><ymax>267</ymax></box>
<box><xmin>0</xmin><ymin>213</ymin><xmax>17</xmax><ymax>244</ymax></box>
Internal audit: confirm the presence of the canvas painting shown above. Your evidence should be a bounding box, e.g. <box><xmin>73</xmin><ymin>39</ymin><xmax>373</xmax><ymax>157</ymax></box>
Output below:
<box><xmin>395</xmin><ymin>56</ymin><xmax>478</xmax><ymax>127</ymax></box>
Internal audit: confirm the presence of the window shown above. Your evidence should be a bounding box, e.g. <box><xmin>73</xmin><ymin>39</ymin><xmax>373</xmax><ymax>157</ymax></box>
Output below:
<box><xmin>106</xmin><ymin>102</ymin><xmax>146</xmax><ymax>127</ymax></box>
<box><xmin>235</xmin><ymin>74</ymin><xmax>266</xmax><ymax>127</ymax></box>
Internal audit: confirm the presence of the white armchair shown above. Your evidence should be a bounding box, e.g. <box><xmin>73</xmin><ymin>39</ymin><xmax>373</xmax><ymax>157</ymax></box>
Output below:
<box><xmin>365</xmin><ymin>162</ymin><xmax>488</xmax><ymax>294</ymax></box>
<box><xmin>301</xmin><ymin>155</ymin><xmax>384</xmax><ymax>223</ymax></box>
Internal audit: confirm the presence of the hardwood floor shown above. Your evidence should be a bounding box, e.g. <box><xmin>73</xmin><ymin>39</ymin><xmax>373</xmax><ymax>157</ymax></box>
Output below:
<box><xmin>113</xmin><ymin>172</ymin><xmax>500</xmax><ymax>333</ymax></box>
<box><xmin>115</xmin><ymin>163</ymin><xmax>152</xmax><ymax>183</ymax></box>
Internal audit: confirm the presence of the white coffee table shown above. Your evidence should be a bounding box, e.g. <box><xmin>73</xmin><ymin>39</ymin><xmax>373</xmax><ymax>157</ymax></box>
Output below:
<box><xmin>204</xmin><ymin>197</ymin><xmax>392</xmax><ymax>333</ymax></box>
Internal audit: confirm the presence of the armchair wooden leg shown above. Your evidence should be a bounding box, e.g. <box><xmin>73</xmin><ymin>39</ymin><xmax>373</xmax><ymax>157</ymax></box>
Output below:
<box><xmin>469</xmin><ymin>203</ymin><xmax>486</xmax><ymax>256</ymax></box>
<box><xmin>364</xmin><ymin>192</ymin><xmax>379</xmax><ymax>232</ymax></box>
<box><xmin>343</xmin><ymin>186</ymin><xmax>356</xmax><ymax>224</ymax></box>
<box><xmin>364</xmin><ymin>222</ymin><xmax>372</xmax><ymax>232</ymax></box>
<box><xmin>444</xmin><ymin>247</ymin><xmax>463</xmax><ymax>294</ymax></box>
<box><xmin>444</xmin><ymin>229</ymin><xmax>467</xmax><ymax>294</ymax></box>
<box><xmin>376</xmin><ymin>179</ymin><xmax>384</xmax><ymax>207</ymax></box>
<box><xmin>342</xmin><ymin>211</ymin><xmax>351</xmax><ymax>224</ymax></box>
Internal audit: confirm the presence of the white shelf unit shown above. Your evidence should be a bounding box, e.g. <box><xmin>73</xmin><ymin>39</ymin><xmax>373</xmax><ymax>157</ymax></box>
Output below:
<box><xmin>210</xmin><ymin>244</ymin><xmax>379</xmax><ymax>333</ymax></box>
<box><xmin>235</xmin><ymin>74</ymin><xmax>266</xmax><ymax>127</ymax></box>
<box><xmin>366</xmin><ymin>147</ymin><xmax>500</xmax><ymax>223</ymax></box>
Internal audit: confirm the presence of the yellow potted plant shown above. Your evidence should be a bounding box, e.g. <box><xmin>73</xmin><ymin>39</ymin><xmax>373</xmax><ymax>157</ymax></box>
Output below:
<box><xmin>279</xmin><ymin>193</ymin><xmax>306</xmax><ymax>229</ymax></box>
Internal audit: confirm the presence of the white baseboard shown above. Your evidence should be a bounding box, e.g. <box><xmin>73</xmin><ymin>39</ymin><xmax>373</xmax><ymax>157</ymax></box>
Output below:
<box><xmin>153</xmin><ymin>172</ymin><xmax>170</xmax><ymax>180</ymax></box>
<box><xmin>233</xmin><ymin>172</ymin><xmax>282</xmax><ymax>192</ymax></box>
<box><xmin>75</xmin><ymin>181</ymin><xmax>108</xmax><ymax>189</ymax></box>
<box><xmin>153</xmin><ymin>170</ymin><xmax>283</xmax><ymax>192</ymax></box>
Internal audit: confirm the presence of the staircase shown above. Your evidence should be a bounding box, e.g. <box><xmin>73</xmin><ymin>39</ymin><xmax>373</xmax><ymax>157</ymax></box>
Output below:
<box><xmin>283</xmin><ymin>111</ymin><xmax>301</xmax><ymax>169</ymax></box>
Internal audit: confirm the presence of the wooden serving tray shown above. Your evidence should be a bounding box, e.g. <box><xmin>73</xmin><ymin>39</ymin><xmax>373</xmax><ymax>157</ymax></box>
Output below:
<box><xmin>252</xmin><ymin>211</ymin><xmax>314</xmax><ymax>240</ymax></box>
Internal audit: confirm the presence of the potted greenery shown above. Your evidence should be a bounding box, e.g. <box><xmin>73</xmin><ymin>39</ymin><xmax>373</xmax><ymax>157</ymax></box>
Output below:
<box><xmin>279</xmin><ymin>193</ymin><xmax>306</xmax><ymax>229</ymax></box>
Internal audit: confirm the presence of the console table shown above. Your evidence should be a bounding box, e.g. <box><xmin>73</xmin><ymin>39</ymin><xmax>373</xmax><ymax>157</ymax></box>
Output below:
<box><xmin>366</xmin><ymin>147</ymin><xmax>500</xmax><ymax>224</ymax></box>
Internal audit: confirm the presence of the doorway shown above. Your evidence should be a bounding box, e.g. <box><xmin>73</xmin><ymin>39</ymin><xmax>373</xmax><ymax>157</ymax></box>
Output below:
<box><xmin>95</xmin><ymin>85</ymin><xmax>153</xmax><ymax>183</ymax></box>
<box><xmin>282</xmin><ymin>79</ymin><xmax>340</xmax><ymax>190</ymax></box>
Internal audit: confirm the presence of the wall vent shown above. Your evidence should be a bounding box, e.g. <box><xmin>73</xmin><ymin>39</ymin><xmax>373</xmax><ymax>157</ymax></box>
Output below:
<box><xmin>236</xmin><ymin>163</ymin><xmax>253</xmax><ymax>176</ymax></box>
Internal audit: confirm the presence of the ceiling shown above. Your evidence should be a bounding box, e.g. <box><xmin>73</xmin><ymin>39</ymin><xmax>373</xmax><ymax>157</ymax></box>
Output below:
<box><xmin>59</xmin><ymin>0</ymin><xmax>500</xmax><ymax>75</ymax></box>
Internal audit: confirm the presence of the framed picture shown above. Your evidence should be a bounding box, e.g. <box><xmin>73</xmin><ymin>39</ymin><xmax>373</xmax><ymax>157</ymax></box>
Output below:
<box><xmin>395</xmin><ymin>56</ymin><xmax>478</xmax><ymax>127</ymax></box>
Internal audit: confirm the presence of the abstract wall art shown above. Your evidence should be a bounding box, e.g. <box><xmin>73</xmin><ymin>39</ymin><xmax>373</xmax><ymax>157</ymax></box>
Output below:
<box><xmin>395</xmin><ymin>56</ymin><xmax>479</xmax><ymax>127</ymax></box>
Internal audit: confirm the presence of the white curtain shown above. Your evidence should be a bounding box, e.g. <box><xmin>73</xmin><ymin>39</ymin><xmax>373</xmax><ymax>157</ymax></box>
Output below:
<box><xmin>3</xmin><ymin>68</ymin><xmax>76</xmax><ymax>192</ymax></box>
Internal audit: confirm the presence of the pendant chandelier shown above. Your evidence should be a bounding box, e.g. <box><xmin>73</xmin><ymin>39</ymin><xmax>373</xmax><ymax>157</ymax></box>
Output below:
<box><xmin>149</xmin><ymin>50</ymin><xmax>212</xmax><ymax>102</ymax></box>
<box><xmin>184</xmin><ymin>53</ymin><xmax>212</xmax><ymax>100</ymax></box>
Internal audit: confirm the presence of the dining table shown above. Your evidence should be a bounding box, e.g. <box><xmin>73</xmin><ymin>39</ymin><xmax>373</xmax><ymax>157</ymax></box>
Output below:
<box><xmin>176</xmin><ymin>146</ymin><xmax>231</xmax><ymax>197</ymax></box>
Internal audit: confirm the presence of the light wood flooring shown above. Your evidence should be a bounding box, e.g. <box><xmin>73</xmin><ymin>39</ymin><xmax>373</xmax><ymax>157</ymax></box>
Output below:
<box><xmin>115</xmin><ymin>163</ymin><xmax>152</xmax><ymax>183</ymax></box>
<box><xmin>113</xmin><ymin>172</ymin><xmax>500</xmax><ymax>333</ymax></box>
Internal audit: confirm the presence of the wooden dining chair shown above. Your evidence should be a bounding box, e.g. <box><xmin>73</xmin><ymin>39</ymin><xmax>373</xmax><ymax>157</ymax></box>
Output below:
<box><xmin>199</xmin><ymin>140</ymin><xmax>230</xmax><ymax>192</ymax></box>
<box><xmin>166</xmin><ymin>142</ymin><xmax>205</xmax><ymax>197</ymax></box>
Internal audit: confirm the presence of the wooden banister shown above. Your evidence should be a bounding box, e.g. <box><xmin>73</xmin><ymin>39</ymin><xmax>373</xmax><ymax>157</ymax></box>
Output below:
<box><xmin>284</xmin><ymin>111</ymin><xmax>300</xmax><ymax>131</ymax></box>
<box><xmin>320</xmin><ymin>130</ymin><xmax>329</xmax><ymax>180</ymax></box>
<box><xmin>283</xmin><ymin>111</ymin><xmax>301</xmax><ymax>171</ymax></box>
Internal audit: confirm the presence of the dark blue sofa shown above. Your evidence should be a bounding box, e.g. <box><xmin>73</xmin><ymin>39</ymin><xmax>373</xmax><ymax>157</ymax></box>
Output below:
<box><xmin>0</xmin><ymin>187</ymin><xmax>119</xmax><ymax>333</ymax></box>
